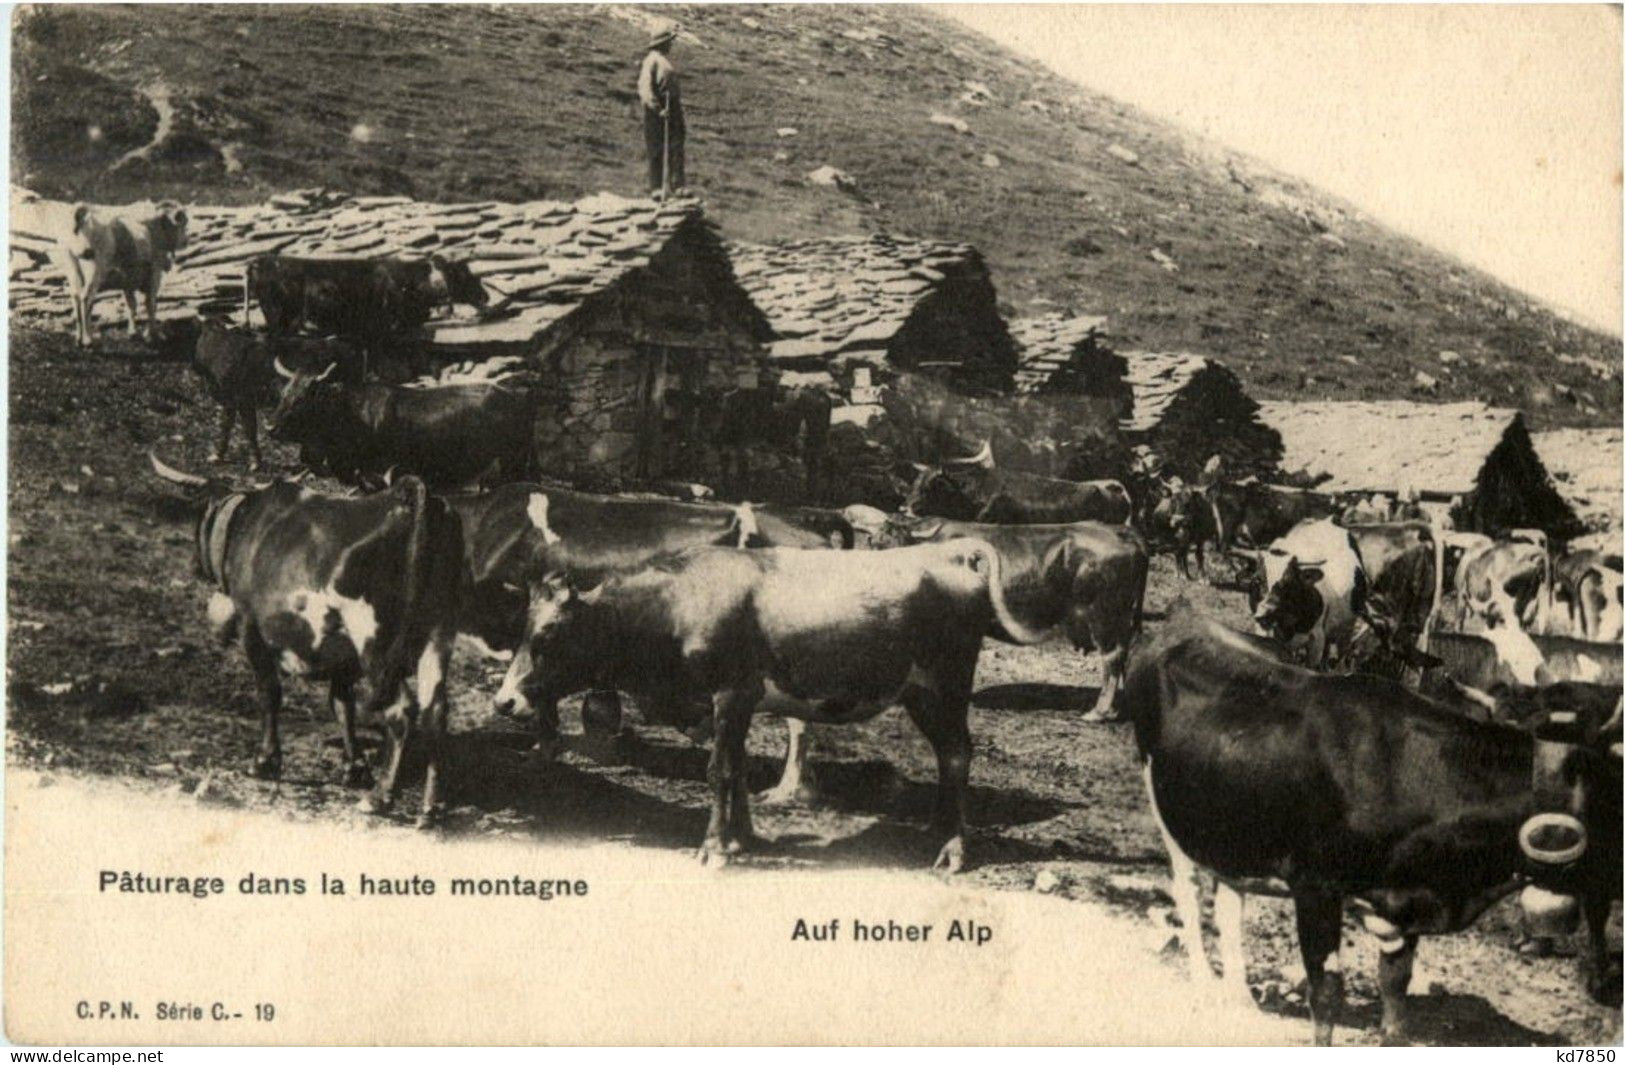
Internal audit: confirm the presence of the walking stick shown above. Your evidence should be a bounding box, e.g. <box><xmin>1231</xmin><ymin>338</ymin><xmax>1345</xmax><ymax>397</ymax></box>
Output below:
<box><xmin>661</xmin><ymin>99</ymin><xmax>672</xmax><ymax>199</ymax></box>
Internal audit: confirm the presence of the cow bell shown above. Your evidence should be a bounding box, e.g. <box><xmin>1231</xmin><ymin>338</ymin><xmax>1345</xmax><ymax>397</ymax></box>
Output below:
<box><xmin>1519</xmin><ymin>884</ymin><xmax>1581</xmax><ymax>937</ymax></box>
<box><xmin>1517</xmin><ymin>711</ymin><xmax>1589</xmax><ymax>872</ymax></box>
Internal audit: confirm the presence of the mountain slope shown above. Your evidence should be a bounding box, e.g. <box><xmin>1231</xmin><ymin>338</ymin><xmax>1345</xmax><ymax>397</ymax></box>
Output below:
<box><xmin>12</xmin><ymin>3</ymin><xmax>1620</xmax><ymax>427</ymax></box>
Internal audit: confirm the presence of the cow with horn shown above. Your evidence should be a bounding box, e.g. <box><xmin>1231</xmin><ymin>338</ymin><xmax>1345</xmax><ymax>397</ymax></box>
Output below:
<box><xmin>1122</xmin><ymin>612</ymin><xmax>1621</xmax><ymax>1045</ymax></box>
<box><xmin>149</xmin><ymin>453</ymin><xmax>465</xmax><ymax>826</ymax></box>
<box><xmin>902</xmin><ymin>440</ymin><xmax>1133</xmax><ymax>525</ymax></box>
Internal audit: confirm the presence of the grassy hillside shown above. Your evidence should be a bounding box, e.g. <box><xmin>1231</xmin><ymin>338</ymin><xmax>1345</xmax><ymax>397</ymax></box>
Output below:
<box><xmin>12</xmin><ymin>3</ymin><xmax>1619</xmax><ymax>427</ymax></box>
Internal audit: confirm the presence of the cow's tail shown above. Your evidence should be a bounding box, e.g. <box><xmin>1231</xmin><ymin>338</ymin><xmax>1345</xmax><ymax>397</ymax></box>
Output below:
<box><xmin>961</xmin><ymin>538</ymin><xmax>1049</xmax><ymax>645</ymax></box>
<box><xmin>1423</xmin><ymin>525</ymin><xmax>1444</xmax><ymax>652</ymax></box>
<box><xmin>380</xmin><ymin>476</ymin><xmax>434</xmax><ymax>686</ymax></box>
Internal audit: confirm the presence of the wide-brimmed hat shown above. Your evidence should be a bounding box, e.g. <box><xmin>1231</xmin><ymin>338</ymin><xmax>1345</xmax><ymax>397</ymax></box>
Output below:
<box><xmin>647</xmin><ymin>23</ymin><xmax>678</xmax><ymax>49</ymax></box>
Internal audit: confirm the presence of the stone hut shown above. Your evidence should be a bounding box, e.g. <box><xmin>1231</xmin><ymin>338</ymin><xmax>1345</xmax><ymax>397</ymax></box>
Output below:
<box><xmin>1121</xmin><ymin>351</ymin><xmax>1282</xmax><ymax>480</ymax></box>
<box><xmin>1258</xmin><ymin>400</ymin><xmax>1582</xmax><ymax>539</ymax></box>
<box><xmin>10</xmin><ymin>188</ymin><xmax>773</xmax><ymax>488</ymax></box>
<box><xmin>729</xmin><ymin>233</ymin><xmax>1019</xmax><ymax>402</ymax></box>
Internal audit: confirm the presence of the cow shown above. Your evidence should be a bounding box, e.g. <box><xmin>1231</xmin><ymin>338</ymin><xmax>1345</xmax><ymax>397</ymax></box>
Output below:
<box><xmin>1549</xmin><ymin>550</ymin><xmax>1624</xmax><ymax>643</ymax></box>
<box><xmin>268</xmin><ymin>365</ymin><xmax>536</xmax><ymax>488</ymax></box>
<box><xmin>246</xmin><ymin>254</ymin><xmax>488</xmax><ymax>354</ymax></box>
<box><xmin>498</xmin><ymin>538</ymin><xmax>1047</xmax><ymax>871</ymax></box>
<box><xmin>1243</xmin><ymin>519</ymin><xmax>1363</xmax><ymax>668</ymax></box>
<box><xmin>1531</xmin><ymin>634</ymin><xmax>1625</xmax><ymax>687</ymax></box>
<box><xmin>903</xmin><ymin>441</ymin><xmax>1132</xmax><ymax>525</ymax></box>
<box><xmin>708</xmin><ymin>386</ymin><xmax>832</xmax><ymax>499</ymax></box>
<box><xmin>754</xmin><ymin>509</ymin><xmax>1150</xmax><ymax>804</ymax></box>
<box><xmin>1149</xmin><ymin>479</ymin><xmax>1218</xmax><ymax>580</ymax></box>
<box><xmin>56</xmin><ymin>201</ymin><xmax>190</xmax><ymax>348</ymax></box>
<box><xmin>1343</xmin><ymin>522</ymin><xmax>1443</xmax><ymax>666</ymax></box>
<box><xmin>1456</xmin><ymin>538</ymin><xmax>1548</xmax><ymax>632</ymax></box>
<box><xmin>149</xmin><ymin>455</ymin><xmax>465</xmax><ymax>825</ymax></box>
<box><xmin>159</xmin><ymin>317</ymin><xmax>359</xmax><ymax>471</ymax></box>
<box><xmin>456</xmin><ymin>486</ymin><xmax>851</xmax><ymax>748</ymax></box>
<box><xmin>1121</xmin><ymin>612</ymin><xmax>1621</xmax><ymax>1045</ymax></box>
<box><xmin>1206</xmin><ymin>480</ymin><xmax>1341</xmax><ymax>552</ymax></box>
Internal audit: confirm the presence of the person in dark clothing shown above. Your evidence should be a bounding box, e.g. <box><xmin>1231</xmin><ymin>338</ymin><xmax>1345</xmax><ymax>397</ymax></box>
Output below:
<box><xmin>638</xmin><ymin>24</ymin><xmax>686</xmax><ymax>198</ymax></box>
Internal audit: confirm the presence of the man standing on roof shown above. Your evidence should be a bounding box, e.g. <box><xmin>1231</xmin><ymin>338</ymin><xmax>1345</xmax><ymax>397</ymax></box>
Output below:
<box><xmin>638</xmin><ymin>22</ymin><xmax>686</xmax><ymax>199</ymax></box>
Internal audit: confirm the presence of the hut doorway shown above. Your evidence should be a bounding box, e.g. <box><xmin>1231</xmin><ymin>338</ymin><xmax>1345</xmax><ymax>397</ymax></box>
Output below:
<box><xmin>634</xmin><ymin>345</ymin><xmax>670</xmax><ymax>481</ymax></box>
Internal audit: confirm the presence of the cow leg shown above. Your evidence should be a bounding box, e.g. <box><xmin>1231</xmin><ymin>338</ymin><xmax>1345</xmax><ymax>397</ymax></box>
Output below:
<box><xmin>76</xmin><ymin>263</ymin><xmax>106</xmax><ymax>348</ymax></box>
<box><xmin>210</xmin><ymin>406</ymin><xmax>235</xmax><ymax>463</ymax></box>
<box><xmin>578</xmin><ymin>690</ymin><xmax>625</xmax><ymax>764</ymax></box>
<box><xmin>358</xmin><ymin>653</ymin><xmax>415</xmax><ymax>816</ymax></box>
<box><xmin>901</xmin><ymin>678</ymin><xmax>974</xmax><ymax>874</ymax></box>
<box><xmin>1144</xmin><ymin>762</ymin><xmax>1218</xmax><ymax>988</ymax></box>
<box><xmin>701</xmin><ymin>686</ymin><xmax>759</xmax><ymax>867</ymax></box>
<box><xmin>242</xmin><ymin>624</ymin><xmax>283</xmax><ymax>780</ymax></box>
<box><xmin>240</xmin><ymin>405</ymin><xmax>263</xmax><ymax>471</ymax></box>
<box><xmin>1084</xmin><ymin>645</ymin><xmax>1125</xmax><ymax>722</ymax></box>
<box><xmin>144</xmin><ymin>274</ymin><xmax>161</xmax><ymax>342</ymax></box>
<box><xmin>1194</xmin><ymin>540</ymin><xmax>1207</xmax><ymax>579</ymax></box>
<box><xmin>1294</xmin><ymin>891</ymin><xmax>1345</xmax><ymax>1047</ymax></box>
<box><xmin>360</xmin><ymin>689</ymin><xmax>413</xmax><ymax>817</ymax></box>
<box><xmin>329</xmin><ymin>677</ymin><xmax>370</xmax><ymax>788</ymax></box>
<box><xmin>1375</xmin><ymin>934</ymin><xmax>1419</xmax><ymax>1045</ymax></box>
<box><xmin>122</xmin><ymin>289</ymin><xmax>141</xmax><ymax>336</ymax></box>
<box><xmin>1213</xmin><ymin>881</ymin><xmax>1256</xmax><ymax>1010</ymax></box>
<box><xmin>414</xmin><ymin>631</ymin><xmax>453</xmax><ymax>828</ymax></box>
<box><xmin>1174</xmin><ymin>545</ymin><xmax>1190</xmax><ymax>581</ymax></box>
<box><xmin>757</xmin><ymin>718</ymin><xmax>820</xmax><ymax>806</ymax></box>
<box><xmin>1583</xmin><ymin>890</ymin><xmax>1623</xmax><ymax>1006</ymax></box>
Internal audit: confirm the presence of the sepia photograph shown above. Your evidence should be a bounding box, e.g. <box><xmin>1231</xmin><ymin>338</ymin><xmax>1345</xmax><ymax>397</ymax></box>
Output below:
<box><xmin>4</xmin><ymin>2</ymin><xmax>1621</xmax><ymax>1049</ymax></box>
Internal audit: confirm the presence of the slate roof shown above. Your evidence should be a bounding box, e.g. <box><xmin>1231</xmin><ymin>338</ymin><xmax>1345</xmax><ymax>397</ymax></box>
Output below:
<box><xmin>9</xmin><ymin>187</ymin><xmax>725</xmax><ymax>350</ymax></box>
<box><xmin>1010</xmin><ymin>313</ymin><xmax>1112</xmax><ymax>394</ymax></box>
<box><xmin>1120</xmin><ymin>351</ymin><xmax>1219</xmax><ymax>432</ymax></box>
<box><xmin>1533</xmin><ymin>427</ymin><xmax>1624</xmax><ymax>533</ymax></box>
<box><xmin>728</xmin><ymin>234</ymin><xmax>979</xmax><ymax>364</ymax></box>
<box><xmin>1256</xmin><ymin>400</ymin><xmax>1526</xmax><ymax>496</ymax></box>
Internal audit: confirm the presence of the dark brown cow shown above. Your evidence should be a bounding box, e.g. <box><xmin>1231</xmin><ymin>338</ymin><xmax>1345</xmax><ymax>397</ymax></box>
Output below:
<box><xmin>160</xmin><ymin>317</ymin><xmax>357</xmax><ymax>471</ymax></box>
<box><xmin>247</xmin><ymin>254</ymin><xmax>487</xmax><ymax>353</ymax></box>
<box><xmin>151</xmin><ymin>456</ymin><xmax>465</xmax><ymax>825</ymax></box>
<box><xmin>904</xmin><ymin>442</ymin><xmax>1132</xmax><ymax>525</ymax></box>
<box><xmin>754</xmin><ymin>509</ymin><xmax>1150</xmax><ymax>804</ymax></box>
<box><xmin>1122</xmin><ymin>612</ymin><xmax>1621</xmax><ymax>1045</ymax></box>
<box><xmin>1206</xmin><ymin>480</ymin><xmax>1341</xmax><ymax>551</ymax></box>
<box><xmin>453</xmin><ymin>485</ymin><xmax>851</xmax><ymax>749</ymax></box>
<box><xmin>499</xmin><ymin>539</ymin><xmax>1046</xmax><ymax>871</ymax></box>
<box><xmin>269</xmin><ymin>368</ymin><xmax>536</xmax><ymax>488</ymax></box>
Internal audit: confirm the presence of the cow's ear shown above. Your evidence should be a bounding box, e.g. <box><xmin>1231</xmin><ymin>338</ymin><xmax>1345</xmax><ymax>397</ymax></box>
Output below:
<box><xmin>576</xmin><ymin>583</ymin><xmax>605</xmax><ymax>606</ymax></box>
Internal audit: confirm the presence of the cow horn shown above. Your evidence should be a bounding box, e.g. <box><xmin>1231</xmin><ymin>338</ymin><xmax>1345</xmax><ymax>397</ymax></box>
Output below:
<box><xmin>273</xmin><ymin>355</ymin><xmax>295</xmax><ymax>379</ymax></box>
<box><xmin>148</xmin><ymin>451</ymin><xmax>210</xmax><ymax>488</ymax></box>
<box><xmin>945</xmin><ymin>440</ymin><xmax>994</xmax><ymax>468</ymax></box>
<box><xmin>1518</xmin><ymin>811</ymin><xmax>1587</xmax><ymax>866</ymax></box>
<box><xmin>314</xmin><ymin>361</ymin><xmax>338</xmax><ymax>382</ymax></box>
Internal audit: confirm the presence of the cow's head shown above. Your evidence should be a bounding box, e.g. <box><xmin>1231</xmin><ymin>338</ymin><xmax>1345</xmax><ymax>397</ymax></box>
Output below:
<box><xmin>901</xmin><ymin>442</ymin><xmax>991</xmax><ymax>519</ymax></box>
<box><xmin>267</xmin><ymin>357</ymin><xmax>341</xmax><ymax>439</ymax></box>
<box><xmin>1516</xmin><ymin>710</ymin><xmax>1623</xmax><ymax>1002</ymax></box>
<box><xmin>492</xmin><ymin>573</ymin><xmax>604</xmax><ymax>759</ymax></box>
<box><xmin>1249</xmin><ymin>549</ymin><xmax>1326</xmax><ymax>642</ymax></box>
<box><xmin>152</xmin><ymin>200</ymin><xmax>190</xmax><ymax>258</ymax></box>
<box><xmin>428</xmin><ymin>255</ymin><xmax>490</xmax><ymax>311</ymax></box>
